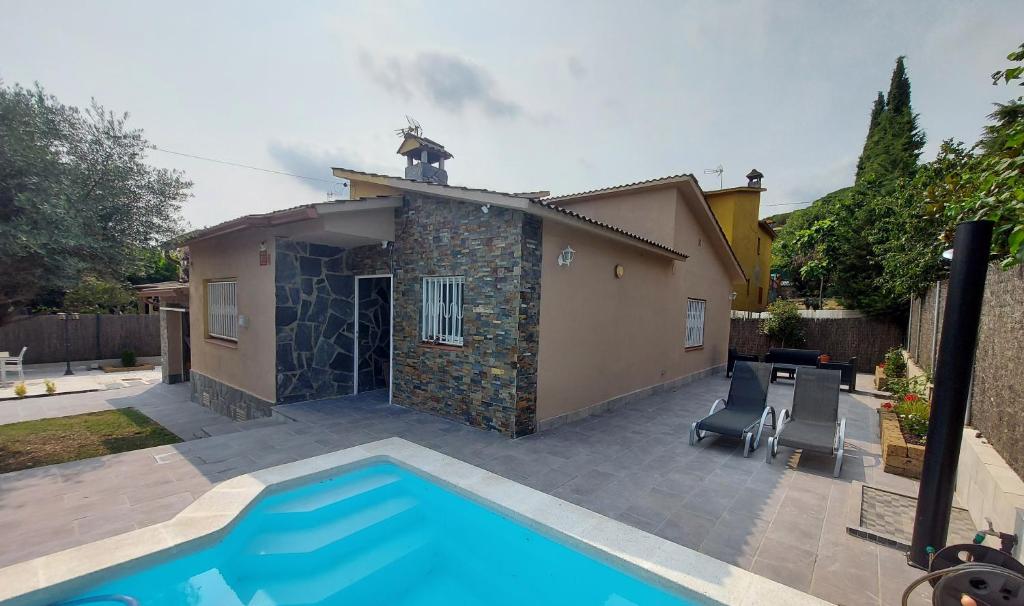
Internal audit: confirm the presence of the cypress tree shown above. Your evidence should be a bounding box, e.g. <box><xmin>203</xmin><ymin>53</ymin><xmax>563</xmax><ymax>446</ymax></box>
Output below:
<box><xmin>879</xmin><ymin>56</ymin><xmax>925</xmax><ymax>182</ymax></box>
<box><xmin>855</xmin><ymin>92</ymin><xmax>886</xmax><ymax>182</ymax></box>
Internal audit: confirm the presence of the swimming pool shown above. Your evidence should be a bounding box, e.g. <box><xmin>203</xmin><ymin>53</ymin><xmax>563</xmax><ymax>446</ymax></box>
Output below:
<box><xmin>66</xmin><ymin>462</ymin><xmax>696</xmax><ymax>606</ymax></box>
<box><xmin>0</xmin><ymin>438</ymin><xmax>828</xmax><ymax>606</ymax></box>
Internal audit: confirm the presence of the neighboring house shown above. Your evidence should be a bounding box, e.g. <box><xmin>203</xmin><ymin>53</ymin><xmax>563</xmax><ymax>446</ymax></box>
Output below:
<box><xmin>703</xmin><ymin>170</ymin><xmax>776</xmax><ymax>311</ymax></box>
<box><xmin>165</xmin><ymin>134</ymin><xmax>746</xmax><ymax>437</ymax></box>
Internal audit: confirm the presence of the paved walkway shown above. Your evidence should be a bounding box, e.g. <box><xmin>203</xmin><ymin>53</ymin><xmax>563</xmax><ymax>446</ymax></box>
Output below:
<box><xmin>0</xmin><ymin>359</ymin><xmax>162</xmax><ymax>399</ymax></box>
<box><xmin>0</xmin><ymin>374</ymin><xmax>934</xmax><ymax>605</ymax></box>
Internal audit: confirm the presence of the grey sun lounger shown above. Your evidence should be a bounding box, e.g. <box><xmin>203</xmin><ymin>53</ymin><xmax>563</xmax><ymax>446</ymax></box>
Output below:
<box><xmin>765</xmin><ymin>367</ymin><xmax>846</xmax><ymax>477</ymax></box>
<box><xmin>689</xmin><ymin>362</ymin><xmax>776</xmax><ymax>458</ymax></box>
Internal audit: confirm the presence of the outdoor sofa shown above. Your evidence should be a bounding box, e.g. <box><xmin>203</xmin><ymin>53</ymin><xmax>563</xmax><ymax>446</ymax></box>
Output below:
<box><xmin>765</xmin><ymin>348</ymin><xmax>821</xmax><ymax>382</ymax></box>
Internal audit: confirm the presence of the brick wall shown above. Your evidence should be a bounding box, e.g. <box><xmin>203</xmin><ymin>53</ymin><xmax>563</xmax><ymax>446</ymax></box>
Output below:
<box><xmin>729</xmin><ymin>315</ymin><xmax>904</xmax><ymax>373</ymax></box>
<box><xmin>910</xmin><ymin>265</ymin><xmax>1024</xmax><ymax>478</ymax></box>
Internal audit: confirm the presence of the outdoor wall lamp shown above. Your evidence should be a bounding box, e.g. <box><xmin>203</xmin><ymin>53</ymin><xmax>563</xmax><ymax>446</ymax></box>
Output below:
<box><xmin>480</xmin><ymin>204</ymin><xmax>491</xmax><ymax>214</ymax></box>
<box><xmin>729</xmin><ymin>291</ymin><xmax>738</xmax><ymax>301</ymax></box>
<box><xmin>558</xmin><ymin>245</ymin><xmax>575</xmax><ymax>267</ymax></box>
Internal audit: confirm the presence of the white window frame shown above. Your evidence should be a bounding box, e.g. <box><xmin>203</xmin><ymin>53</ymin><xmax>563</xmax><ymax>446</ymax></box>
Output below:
<box><xmin>686</xmin><ymin>298</ymin><xmax>706</xmax><ymax>348</ymax></box>
<box><xmin>421</xmin><ymin>276</ymin><xmax>465</xmax><ymax>346</ymax></box>
<box><xmin>207</xmin><ymin>280</ymin><xmax>238</xmax><ymax>341</ymax></box>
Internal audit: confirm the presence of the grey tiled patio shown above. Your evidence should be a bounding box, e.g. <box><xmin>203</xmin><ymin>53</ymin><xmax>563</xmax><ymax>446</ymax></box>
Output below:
<box><xmin>0</xmin><ymin>373</ymin><xmax>934</xmax><ymax>605</ymax></box>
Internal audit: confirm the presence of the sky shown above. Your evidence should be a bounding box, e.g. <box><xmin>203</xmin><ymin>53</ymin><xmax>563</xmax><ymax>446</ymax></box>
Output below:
<box><xmin>2</xmin><ymin>0</ymin><xmax>1020</xmax><ymax>229</ymax></box>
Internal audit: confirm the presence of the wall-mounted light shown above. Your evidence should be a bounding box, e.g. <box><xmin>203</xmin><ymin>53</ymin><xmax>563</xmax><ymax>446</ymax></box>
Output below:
<box><xmin>381</xmin><ymin>240</ymin><xmax>390</xmax><ymax>249</ymax></box>
<box><xmin>481</xmin><ymin>204</ymin><xmax>491</xmax><ymax>214</ymax></box>
<box><xmin>614</xmin><ymin>264</ymin><xmax>625</xmax><ymax>279</ymax></box>
<box><xmin>258</xmin><ymin>241</ymin><xmax>269</xmax><ymax>266</ymax></box>
<box><xmin>729</xmin><ymin>291</ymin><xmax>738</xmax><ymax>301</ymax></box>
<box><xmin>558</xmin><ymin>245</ymin><xmax>575</xmax><ymax>267</ymax></box>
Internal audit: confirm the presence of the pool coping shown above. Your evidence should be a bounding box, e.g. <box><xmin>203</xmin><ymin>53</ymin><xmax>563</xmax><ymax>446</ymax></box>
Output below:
<box><xmin>0</xmin><ymin>437</ymin><xmax>831</xmax><ymax>606</ymax></box>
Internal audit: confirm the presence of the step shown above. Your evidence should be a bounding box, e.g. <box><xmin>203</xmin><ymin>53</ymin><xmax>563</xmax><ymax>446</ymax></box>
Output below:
<box><xmin>263</xmin><ymin>471</ymin><xmax>403</xmax><ymax>516</ymax></box>
<box><xmin>247</xmin><ymin>527</ymin><xmax>434</xmax><ymax>606</ymax></box>
<box><xmin>245</xmin><ymin>495</ymin><xmax>420</xmax><ymax>556</ymax></box>
<box><xmin>181</xmin><ymin>568</ymin><xmax>246</xmax><ymax>606</ymax></box>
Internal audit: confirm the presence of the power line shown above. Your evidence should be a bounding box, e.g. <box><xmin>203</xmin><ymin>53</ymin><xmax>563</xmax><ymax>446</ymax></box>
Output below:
<box><xmin>148</xmin><ymin>145</ymin><xmax>343</xmax><ymax>184</ymax></box>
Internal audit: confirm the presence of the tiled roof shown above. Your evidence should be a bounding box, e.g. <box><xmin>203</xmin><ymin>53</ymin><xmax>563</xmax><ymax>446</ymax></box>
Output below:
<box><xmin>529</xmin><ymin>199</ymin><xmax>686</xmax><ymax>258</ymax></box>
<box><xmin>333</xmin><ymin>167</ymin><xmax>686</xmax><ymax>258</ymax></box>
<box><xmin>543</xmin><ymin>173</ymin><xmax>698</xmax><ymax>202</ymax></box>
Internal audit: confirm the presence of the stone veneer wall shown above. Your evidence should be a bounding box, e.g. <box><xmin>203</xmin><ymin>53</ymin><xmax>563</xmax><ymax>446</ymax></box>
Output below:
<box><xmin>350</xmin><ymin>194</ymin><xmax>541</xmax><ymax>436</ymax></box>
<box><xmin>272</xmin><ymin>195</ymin><xmax>542</xmax><ymax>436</ymax></box>
<box><xmin>275</xmin><ymin>240</ymin><xmax>360</xmax><ymax>404</ymax></box>
<box><xmin>191</xmin><ymin>369</ymin><xmax>274</xmax><ymax>420</ymax></box>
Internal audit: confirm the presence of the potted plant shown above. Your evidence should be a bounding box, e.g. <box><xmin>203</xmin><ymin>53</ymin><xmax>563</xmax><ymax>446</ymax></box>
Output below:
<box><xmin>759</xmin><ymin>300</ymin><xmax>805</xmax><ymax>348</ymax></box>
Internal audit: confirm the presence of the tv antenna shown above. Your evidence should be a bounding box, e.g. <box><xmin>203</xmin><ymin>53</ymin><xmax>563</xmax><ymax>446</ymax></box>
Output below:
<box><xmin>704</xmin><ymin>165</ymin><xmax>724</xmax><ymax>189</ymax></box>
<box><xmin>395</xmin><ymin>116</ymin><xmax>423</xmax><ymax>138</ymax></box>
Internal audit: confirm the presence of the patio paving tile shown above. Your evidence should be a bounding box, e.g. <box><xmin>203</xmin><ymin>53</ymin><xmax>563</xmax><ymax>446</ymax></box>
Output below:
<box><xmin>0</xmin><ymin>372</ymin><xmax>942</xmax><ymax>604</ymax></box>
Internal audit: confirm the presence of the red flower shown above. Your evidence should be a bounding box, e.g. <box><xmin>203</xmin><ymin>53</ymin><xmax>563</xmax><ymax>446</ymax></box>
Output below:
<box><xmin>904</xmin><ymin>394</ymin><xmax>919</xmax><ymax>402</ymax></box>
<box><xmin>879</xmin><ymin>362</ymin><xmax>887</xmax><ymax>368</ymax></box>
<box><xmin>882</xmin><ymin>402</ymin><xmax>894</xmax><ymax>410</ymax></box>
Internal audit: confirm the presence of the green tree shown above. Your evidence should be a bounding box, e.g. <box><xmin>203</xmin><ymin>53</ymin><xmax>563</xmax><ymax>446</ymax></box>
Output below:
<box><xmin>855</xmin><ymin>92</ymin><xmax>886</xmax><ymax>181</ymax></box>
<box><xmin>0</xmin><ymin>82</ymin><xmax>190</xmax><ymax>323</ymax></box>
<box><xmin>62</xmin><ymin>276</ymin><xmax>138</xmax><ymax>314</ymax></box>
<box><xmin>759</xmin><ymin>300</ymin><xmax>805</xmax><ymax>347</ymax></box>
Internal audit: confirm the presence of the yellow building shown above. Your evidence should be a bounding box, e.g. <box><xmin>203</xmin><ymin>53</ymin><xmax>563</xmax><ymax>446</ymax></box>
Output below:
<box><xmin>704</xmin><ymin>170</ymin><xmax>776</xmax><ymax>311</ymax></box>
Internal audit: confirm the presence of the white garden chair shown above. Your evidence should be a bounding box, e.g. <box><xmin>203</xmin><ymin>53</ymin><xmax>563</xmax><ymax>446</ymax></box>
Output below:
<box><xmin>2</xmin><ymin>347</ymin><xmax>27</xmax><ymax>384</ymax></box>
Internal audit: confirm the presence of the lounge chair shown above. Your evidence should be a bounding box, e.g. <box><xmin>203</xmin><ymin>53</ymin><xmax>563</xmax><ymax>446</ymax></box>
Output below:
<box><xmin>765</xmin><ymin>367</ymin><xmax>846</xmax><ymax>477</ymax></box>
<box><xmin>690</xmin><ymin>361</ymin><xmax>775</xmax><ymax>458</ymax></box>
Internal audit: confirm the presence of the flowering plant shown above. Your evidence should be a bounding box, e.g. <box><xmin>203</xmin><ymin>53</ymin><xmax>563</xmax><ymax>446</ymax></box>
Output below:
<box><xmin>881</xmin><ymin>402</ymin><xmax>894</xmax><ymax>410</ymax></box>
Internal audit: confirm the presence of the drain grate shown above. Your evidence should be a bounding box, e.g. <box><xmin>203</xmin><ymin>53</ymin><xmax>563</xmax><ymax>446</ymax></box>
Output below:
<box><xmin>847</xmin><ymin>485</ymin><xmax>977</xmax><ymax>551</ymax></box>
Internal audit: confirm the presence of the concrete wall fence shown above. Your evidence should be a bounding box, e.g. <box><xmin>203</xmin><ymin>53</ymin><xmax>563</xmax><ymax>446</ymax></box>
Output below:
<box><xmin>0</xmin><ymin>314</ymin><xmax>160</xmax><ymax>364</ymax></box>
<box><xmin>730</xmin><ymin>314</ymin><xmax>905</xmax><ymax>373</ymax></box>
<box><xmin>909</xmin><ymin>264</ymin><xmax>1024</xmax><ymax>480</ymax></box>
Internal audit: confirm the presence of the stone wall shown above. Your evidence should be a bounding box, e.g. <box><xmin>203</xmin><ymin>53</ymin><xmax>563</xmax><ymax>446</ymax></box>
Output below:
<box><xmin>271</xmin><ymin>195</ymin><xmax>542</xmax><ymax>436</ymax></box>
<box><xmin>191</xmin><ymin>369</ymin><xmax>274</xmax><ymax>420</ymax></box>
<box><xmin>380</xmin><ymin>195</ymin><xmax>540</xmax><ymax>437</ymax></box>
<box><xmin>356</xmin><ymin>276</ymin><xmax>391</xmax><ymax>392</ymax></box>
<box><xmin>274</xmin><ymin>240</ymin><xmax>359</xmax><ymax>404</ymax></box>
<box><xmin>729</xmin><ymin>315</ymin><xmax>904</xmax><ymax>372</ymax></box>
<box><xmin>910</xmin><ymin>265</ymin><xmax>1024</xmax><ymax>479</ymax></box>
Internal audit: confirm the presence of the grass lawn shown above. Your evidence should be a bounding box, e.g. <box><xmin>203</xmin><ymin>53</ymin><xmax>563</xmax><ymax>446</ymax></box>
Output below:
<box><xmin>0</xmin><ymin>408</ymin><xmax>182</xmax><ymax>473</ymax></box>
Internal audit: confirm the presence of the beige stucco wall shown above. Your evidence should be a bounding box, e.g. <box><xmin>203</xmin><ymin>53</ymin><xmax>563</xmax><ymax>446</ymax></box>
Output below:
<box><xmin>188</xmin><ymin>229</ymin><xmax>277</xmax><ymax>403</ymax></box>
<box><xmin>557</xmin><ymin>188</ymin><xmax>677</xmax><ymax>248</ymax></box>
<box><xmin>536</xmin><ymin>190</ymin><xmax>734</xmax><ymax>422</ymax></box>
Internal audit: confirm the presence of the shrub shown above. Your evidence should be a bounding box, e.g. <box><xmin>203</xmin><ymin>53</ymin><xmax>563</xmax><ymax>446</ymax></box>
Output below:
<box><xmin>759</xmin><ymin>300</ymin><xmax>805</xmax><ymax>347</ymax></box>
<box><xmin>120</xmin><ymin>350</ymin><xmax>137</xmax><ymax>368</ymax></box>
<box><xmin>895</xmin><ymin>397</ymin><xmax>930</xmax><ymax>441</ymax></box>
<box><xmin>44</xmin><ymin>379</ymin><xmax>56</xmax><ymax>395</ymax></box>
<box><xmin>14</xmin><ymin>383</ymin><xmax>27</xmax><ymax>398</ymax></box>
<box><xmin>883</xmin><ymin>348</ymin><xmax>907</xmax><ymax>379</ymax></box>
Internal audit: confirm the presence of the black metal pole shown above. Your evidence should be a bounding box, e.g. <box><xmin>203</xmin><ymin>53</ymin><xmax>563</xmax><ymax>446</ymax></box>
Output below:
<box><xmin>908</xmin><ymin>220</ymin><xmax>993</xmax><ymax>568</ymax></box>
<box><xmin>63</xmin><ymin>316</ymin><xmax>74</xmax><ymax>376</ymax></box>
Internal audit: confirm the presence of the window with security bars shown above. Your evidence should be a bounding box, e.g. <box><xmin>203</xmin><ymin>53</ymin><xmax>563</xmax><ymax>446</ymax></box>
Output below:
<box><xmin>685</xmin><ymin>298</ymin><xmax>706</xmax><ymax>348</ymax></box>
<box><xmin>207</xmin><ymin>280</ymin><xmax>238</xmax><ymax>341</ymax></box>
<box><xmin>422</xmin><ymin>276</ymin><xmax>464</xmax><ymax>346</ymax></box>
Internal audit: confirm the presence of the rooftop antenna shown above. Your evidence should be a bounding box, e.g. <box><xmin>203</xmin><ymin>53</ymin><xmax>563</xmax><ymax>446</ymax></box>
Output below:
<box><xmin>395</xmin><ymin>116</ymin><xmax>423</xmax><ymax>138</ymax></box>
<box><xmin>704</xmin><ymin>165</ymin><xmax>724</xmax><ymax>189</ymax></box>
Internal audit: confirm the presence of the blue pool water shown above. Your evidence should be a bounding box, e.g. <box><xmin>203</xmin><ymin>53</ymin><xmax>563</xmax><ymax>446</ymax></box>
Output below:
<box><xmin>67</xmin><ymin>463</ymin><xmax>701</xmax><ymax>605</ymax></box>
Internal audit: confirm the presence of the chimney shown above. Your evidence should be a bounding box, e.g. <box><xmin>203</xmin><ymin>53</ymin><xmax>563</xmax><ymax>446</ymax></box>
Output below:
<box><xmin>397</xmin><ymin>133</ymin><xmax>452</xmax><ymax>185</ymax></box>
<box><xmin>746</xmin><ymin>169</ymin><xmax>764</xmax><ymax>188</ymax></box>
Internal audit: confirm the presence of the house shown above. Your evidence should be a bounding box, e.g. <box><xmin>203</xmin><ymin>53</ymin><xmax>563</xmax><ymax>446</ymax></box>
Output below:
<box><xmin>703</xmin><ymin>170</ymin><xmax>776</xmax><ymax>311</ymax></box>
<box><xmin>164</xmin><ymin>133</ymin><xmax>746</xmax><ymax>437</ymax></box>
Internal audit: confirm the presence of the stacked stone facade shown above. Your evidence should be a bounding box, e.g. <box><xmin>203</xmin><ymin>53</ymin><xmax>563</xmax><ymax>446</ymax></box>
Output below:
<box><xmin>270</xmin><ymin>194</ymin><xmax>543</xmax><ymax>436</ymax></box>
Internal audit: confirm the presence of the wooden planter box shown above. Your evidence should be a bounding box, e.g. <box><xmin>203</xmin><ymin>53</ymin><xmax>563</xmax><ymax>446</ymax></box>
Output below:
<box><xmin>874</xmin><ymin>365</ymin><xmax>889</xmax><ymax>391</ymax></box>
<box><xmin>879</xmin><ymin>408</ymin><xmax>925</xmax><ymax>479</ymax></box>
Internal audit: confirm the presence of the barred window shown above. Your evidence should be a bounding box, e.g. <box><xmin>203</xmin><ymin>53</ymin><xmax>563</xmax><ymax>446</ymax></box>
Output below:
<box><xmin>686</xmin><ymin>298</ymin><xmax>706</xmax><ymax>348</ymax></box>
<box><xmin>207</xmin><ymin>280</ymin><xmax>238</xmax><ymax>341</ymax></box>
<box><xmin>422</xmin><ymin>276</ymin><xmax>464</xmax><ymax>346</ymax></box>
